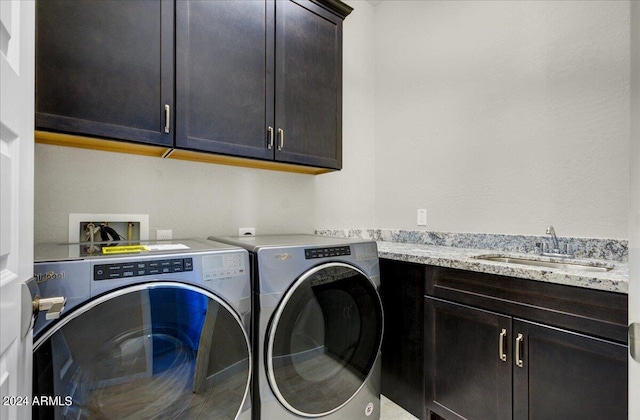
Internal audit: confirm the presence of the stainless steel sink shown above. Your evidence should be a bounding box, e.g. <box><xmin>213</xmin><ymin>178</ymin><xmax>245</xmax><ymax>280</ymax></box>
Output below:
<box><xmin>472</xmin><ymin>255</ymin><xmax>613</xmax><ymax>272</ymax></box>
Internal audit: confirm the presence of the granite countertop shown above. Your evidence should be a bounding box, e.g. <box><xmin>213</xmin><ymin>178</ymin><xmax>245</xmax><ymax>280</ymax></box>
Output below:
<box><xmin>377</xmin><ymin>241</ymin><xmax>629</xmax><ymax>294</ymax></box>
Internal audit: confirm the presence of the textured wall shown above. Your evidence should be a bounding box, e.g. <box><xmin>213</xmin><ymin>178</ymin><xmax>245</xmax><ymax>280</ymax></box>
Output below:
<box><xmin>34</xmin><ymin>1</ymin><xmax>631</xmax><ymax>243</ymax></box>
<box><xmin>628</xmin><ymin>1</ymin><xmax>639</xmax><ymax>416</ymax></box>
<box><xmin>315</xmin><ymin>0</ymin><xmax>377</xmax><ymax>229</ymax></box>
<box><xmin>34</xmin><ymin>144</ymin><xmax>316</xmax><ymax>242</ymax></box>
<box><xmin>373</xmin><ymin>1</ymin><xmax>630</xmax><ymax>238</ymax></box>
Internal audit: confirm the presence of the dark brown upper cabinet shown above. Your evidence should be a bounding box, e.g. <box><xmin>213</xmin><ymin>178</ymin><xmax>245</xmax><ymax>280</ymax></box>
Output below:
<box><xmin>175</xmin><ymin>0</ymin><xmax>273</xmax><ymax>160</ymax></box>
<box><xmin>176</xmin><ymin>0</ymin><xmax>350</xmax><ymax>170</ymax></box>
<box><xmin>35</xmin><ymin>0</ymin><xmax>351</xmax><ymax>172</ymax></box>
<box><xmin>35</xmin><ymin>0</ymin><xmax>175</xmax><ymax>147</ymax></box>
<box><xmin>274</xmin><ymin>0</ymin><xmax>346</xmax><ymax>169</ymax></box>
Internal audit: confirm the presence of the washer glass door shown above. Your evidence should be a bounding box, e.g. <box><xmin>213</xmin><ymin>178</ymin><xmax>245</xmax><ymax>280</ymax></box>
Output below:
<box><xmin>267</xmin><ymin>263</ymin><xmax>383</xmax><ymax>417</ymax></box>
<box><xmin>32</xmin><ymin>283</ymin><xmax>251</xmax><ymax>419</ymax></box>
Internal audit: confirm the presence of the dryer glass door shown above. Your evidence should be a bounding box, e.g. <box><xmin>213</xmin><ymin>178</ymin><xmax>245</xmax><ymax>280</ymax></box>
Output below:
<box><xmin>267</xmin><ymin>263</ymin><xmax>383</xmax><ymax>417</ymax></box>
<box><xmin>32</xmin><ymin>283</ymin><xmax>251</xmax><ymax>419</ymax></box>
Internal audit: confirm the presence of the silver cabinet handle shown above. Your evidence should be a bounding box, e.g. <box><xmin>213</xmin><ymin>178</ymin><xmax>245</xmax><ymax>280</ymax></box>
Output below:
<box><xmin>164</xmin><ymin>104</ymin><xmax>171</xmax><ymax>133</ymax></box>
<box><xmin>515</xmin><ymin>333</ymin><xmax>524</xmax><ymax>368</ymax></box>
<box><xmin>267</xmin><ymin>126</ymin><xmax>274</xmax><ymax>149</ymax></box>
<box><xmin>499</xmin><ymin>328</ymin><xmax>507</xmax><ymax>362</ymax></box>
<box><xmin>630</xmin><ymin>323</ymin><xmax>640</xmax><ymax>362</ymax></box>
<box><xmin>277</xmin><ymin>128</ymin><xmax>284</xmax><ymax>151</ymax></box>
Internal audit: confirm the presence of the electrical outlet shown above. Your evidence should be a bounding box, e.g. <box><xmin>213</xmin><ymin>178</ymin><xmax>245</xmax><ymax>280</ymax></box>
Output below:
<box><xmin>417</xmin><ymin>209</ymin><xmax>427</xmax><ymax>226</ymax></box>
<box><xmin>156</xmin><ymin>229</ymin><xmax>173</xmax><ymax>241</ymax></box>
<box><xmin>239</xmin><ymin>227</ymin><xmax>256</xmax><ymax>236</ymax></box>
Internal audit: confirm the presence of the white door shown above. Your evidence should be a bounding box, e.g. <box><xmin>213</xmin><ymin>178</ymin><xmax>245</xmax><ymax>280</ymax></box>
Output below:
<box><xmin>630</xmin><ymin>1</ymin><xmax>640</xmax><ymax>417</ymax></box>
<box><xmin>0</xmin><ymin>1</ymin><xmax>35</xmax><ymax>419</ymax></box>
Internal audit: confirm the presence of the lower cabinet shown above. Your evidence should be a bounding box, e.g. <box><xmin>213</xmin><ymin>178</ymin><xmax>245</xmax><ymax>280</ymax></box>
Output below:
<box><xmin>425</xmin><ymin>297</ymin><xmax>628</xmax><ymax>420</ymax></box>
<box><xmin>379</xmin><ymin>259</ymin><xmax>628</xmax><ymax>420</ymax></box>
<box><xmin>379</xmin><ymin>259</ymin><xmax>426</xmax><ymax>418</ymax></box>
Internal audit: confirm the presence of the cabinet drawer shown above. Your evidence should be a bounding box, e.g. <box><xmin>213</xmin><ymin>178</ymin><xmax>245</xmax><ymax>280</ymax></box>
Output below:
<box><xmin>426</xmin><ymin>266</ymin><xmax>627</xmax><ymax>343</ymax></box>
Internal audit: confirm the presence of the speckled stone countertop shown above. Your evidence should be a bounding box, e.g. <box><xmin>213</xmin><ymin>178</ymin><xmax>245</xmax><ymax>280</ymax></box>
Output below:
<box><xmin>377</xmin><ymin>241</ymin><xmax>629</xmax><ymax>294</ymax></box>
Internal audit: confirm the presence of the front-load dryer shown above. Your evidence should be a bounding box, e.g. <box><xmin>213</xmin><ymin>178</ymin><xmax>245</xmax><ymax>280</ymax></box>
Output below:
<box><xmin>29</xmin><ymin>239</ymin><xmax>252</xmax><ymax>419</ymax></box>
<box><xmin>208</xmin><ymin>234</ymin><xmax>383</xmax><ymax>420</ymax></box>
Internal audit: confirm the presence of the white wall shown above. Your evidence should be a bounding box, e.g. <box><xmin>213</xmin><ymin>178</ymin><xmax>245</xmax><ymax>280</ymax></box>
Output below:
<box><xmin>628</xmin><ymin>0</ymin><xmax>639</xmax><ymax>416</ymax></box>
<box><xmin>315</xmin><ymin>0</ymin><xmax>377</xmax><ymax>229</ymax></box>
<box><xmin>34</xmin><ymin>1</ymin><xmax>631</xmax><ymax>243</ymax></box>
<box><xmin>373</xmin><ymin>0</ymin><xmax>630</xmax><ymax>238</ymax></box>
<box><xmin>34</xmin><ymin>144</ymin><xmax>316</xmax><ymax>242</ymax></box>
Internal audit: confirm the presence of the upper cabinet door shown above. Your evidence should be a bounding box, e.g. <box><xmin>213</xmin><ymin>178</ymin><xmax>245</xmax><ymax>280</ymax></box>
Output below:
<box><xmin>175</xmin><ymin>0</ymin><xmax>274</xmax><ymax>160</ymax></box>
<box><xmin>35</xmin><ymin>0</ymin><xmax>174</xmax><ymax>147</ymax></box>
<box><xmin>275</xmin><ymin>0</ymin><xmax>344</xmax><ymax>169</ymax></box>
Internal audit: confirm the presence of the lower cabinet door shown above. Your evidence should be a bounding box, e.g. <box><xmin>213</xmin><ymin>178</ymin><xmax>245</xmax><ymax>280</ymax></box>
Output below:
<box><xmin>425</xmin><ymin>297</ymin><xmax>512</xmax><ymax>420</ymax></box>
<box><xmin>512</xmin><ymin>319</ymin><xmax>628</xmax><ymax>420</ymax></box>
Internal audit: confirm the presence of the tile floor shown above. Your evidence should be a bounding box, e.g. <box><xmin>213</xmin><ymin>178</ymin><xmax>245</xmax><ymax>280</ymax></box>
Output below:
<box><xmin>380</xmin><ymin>395</ymin><xmax>418</xmax><ymax>420</ymax></box>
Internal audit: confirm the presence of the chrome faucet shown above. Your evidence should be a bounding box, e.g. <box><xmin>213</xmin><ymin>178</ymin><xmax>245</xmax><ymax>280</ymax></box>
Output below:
<box><xmin>538</xmin><ymin>225</ymin><xmax>574</xmax><ymax>258</ymax></box>
<box><xmin>546</xmin><ymin>225</ymin><xmax>560</xmax><ymax>252</ymax></box>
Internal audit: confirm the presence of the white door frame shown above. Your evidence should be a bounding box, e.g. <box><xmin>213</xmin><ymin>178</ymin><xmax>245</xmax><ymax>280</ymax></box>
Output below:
<box><xmin>0</xmin><ymin>1</ymin><xmax>35</xmax><ymax>419</ymax></box>
<box><xmin>630</xmin><ymin>1</ymin><xmax>640</xmax><ymax>418</ymax></box>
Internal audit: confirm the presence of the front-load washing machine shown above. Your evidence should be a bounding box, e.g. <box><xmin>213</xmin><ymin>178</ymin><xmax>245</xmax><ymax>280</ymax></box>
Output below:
<box><xmin>208</xmin><ymin>234</ymin><xmax>383</xmax><ymax>420</ymax></box>
<box><xmin>28</xmin><ymin>239</ymin><xmax>252</xmax><ymax>419</ymax></box>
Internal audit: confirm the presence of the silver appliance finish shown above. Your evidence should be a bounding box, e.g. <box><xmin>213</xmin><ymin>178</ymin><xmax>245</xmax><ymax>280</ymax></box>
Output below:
<box><xmin>32</xmin><ymin>238</ymin><xmax>252</xmax><ymax>420</ymax></box>
<box><xmin>209</xmin><ymin>234</ymin><xmax>383</xmax><ymax>420</ymax></box>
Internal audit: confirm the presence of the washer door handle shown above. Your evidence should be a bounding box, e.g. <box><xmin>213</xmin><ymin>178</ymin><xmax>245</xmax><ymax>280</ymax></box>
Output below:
<box><xmin>36</xmin><ymin>296</ymin><xmax>67</xmax><ymax>320</ymax></box>
<box><xmin>22</xmin><ymin>279</ymin><xmax>68</xmax><ymax>338</ymax></box>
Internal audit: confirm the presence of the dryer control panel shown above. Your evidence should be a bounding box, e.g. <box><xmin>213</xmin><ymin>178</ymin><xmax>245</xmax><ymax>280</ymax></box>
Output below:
<box><xmin>94</xmin><ymin>258</ymin><xmax>194</xmax><ymax>280</ymax></box>
<box><xmin>305</xmin><ymin>246</ymin><xmax>351</xmax><ymax>259</ymax></box>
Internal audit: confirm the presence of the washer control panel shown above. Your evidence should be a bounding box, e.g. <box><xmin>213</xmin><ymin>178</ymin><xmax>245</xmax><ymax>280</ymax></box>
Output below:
<box><xmin>305</xmin><ymin>246</ymin><xmax>351</xmax><ymax>259</ymax></box>
<box><xmin>94</xmin><ymin>258</ymin><xmax>193</xmax><ymax>280</ymax></box>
